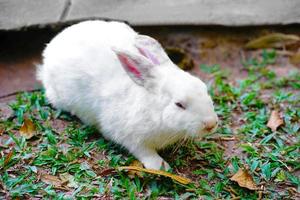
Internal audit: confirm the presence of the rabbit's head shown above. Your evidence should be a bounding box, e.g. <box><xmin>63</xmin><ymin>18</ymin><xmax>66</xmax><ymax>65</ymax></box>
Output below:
<box><xmin>113</xmin><ymin>35</ymin><xmax>218</xmax><ymax>138</ymax></box>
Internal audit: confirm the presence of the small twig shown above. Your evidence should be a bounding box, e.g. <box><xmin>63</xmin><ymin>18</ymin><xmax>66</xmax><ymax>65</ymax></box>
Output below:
<box><xmin>215</xmin><ymin>143</ymin><xmax>226</xmax><ymax>150</ymax></box>
<box><xmin>258</xmin><ymin>191</ymin><xmax>263</xmax><ymax>200</ymax></box>
<box><xmin>208</xmin><ymin>136</ymin><xmax>236</xmax><ymax>141</ymax></box>
<box><xmin>229</xmin><ymin>186</ymin><xmax>238</xmax><ymax>196</ymax></box>
<box><xmin>220</xmin><ymin>137</ymin><xmax>236</xmax><ymax>141</ymax></box>
<box><xmin>224</xmin><ymin>187</ymin><xmax>236</xmax><ymax>198</ymax></box>
<box><xmin>0</xmin><ymin>144</ymin><xmax>9</xmax><ymax>149</ymax></box>
<box><xmin>53</xmin><ymin>186</ymin><xmax>70</xmax><ymax>191</ymax></box>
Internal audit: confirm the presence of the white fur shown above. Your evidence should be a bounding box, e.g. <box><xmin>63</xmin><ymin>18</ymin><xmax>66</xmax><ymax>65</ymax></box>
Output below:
<box><xmin>38</xmin><ymin>20</ymin><xmax>218</xmax><ymax>169</ymax></box>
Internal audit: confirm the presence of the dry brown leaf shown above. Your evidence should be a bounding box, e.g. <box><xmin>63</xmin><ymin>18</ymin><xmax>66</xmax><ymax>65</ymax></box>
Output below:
<box><xmin>59</xmin><ymin>173</ymin><xmax>78</xmax><ymax>188</ymax></box>
<box><xmin>290</xmin><ymin>52</ymin><xmax>300</xmax><ymax>65</ymax></box>
<box><xmin>245</xmin><ymin>33</ymin><xmax>300</xmax><ymax>49</ymax></box>
<box><xmin>230</xmin><ymin>168</ymin><xmax>258</xmax><ymax>190</ymax></box>
<box><xmin>20</xmin><ymin>118</ymin><xmax>36</xmax><ymax>139</ymax></box>
<box><xmin>267</xmin><ymin>110</ymin><xmax>284</xmax><ymax>131</ymax></box>
<box><xmin>4</xmin><ymin>150</ymin><xmax>14</xmax><ymax>166</ymax></box>
<box><xmin>118</xmin><ymin>166</ymin><xmax>192</xmax><ymax>185</ymax></box>
<box><xmin>41</xmin><ymin>174</ymin><xmax>62</xmax><ymax>187</ymax></box>
<box><xmin>99</xmin><ymin>168</ymin><xmax>116</xmax><ymax>176</ymax></box>
<box><xmin>128</xmin><ymin>160</ymin><xmax>144</xmax><ymax>178</ymax></box>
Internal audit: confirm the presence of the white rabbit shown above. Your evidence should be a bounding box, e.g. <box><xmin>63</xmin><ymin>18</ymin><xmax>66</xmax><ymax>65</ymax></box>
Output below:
<box><xmin>37</xmin><ymin>20</ymin><xmax>218</xmax><ymax>170</ymax></box>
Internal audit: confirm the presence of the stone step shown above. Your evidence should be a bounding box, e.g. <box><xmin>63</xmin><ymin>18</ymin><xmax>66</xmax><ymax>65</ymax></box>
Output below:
<box><xmin>1</xmin><ymin>0</ymin><xmax>300</xmax><ymax>30</ymax></box>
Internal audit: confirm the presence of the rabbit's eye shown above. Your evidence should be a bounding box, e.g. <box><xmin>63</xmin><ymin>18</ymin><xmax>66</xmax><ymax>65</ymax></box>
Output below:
<box><xmin>175</xmin><ymin>102</ymin><xmax>186</xmax><ymax>110</ymax></box>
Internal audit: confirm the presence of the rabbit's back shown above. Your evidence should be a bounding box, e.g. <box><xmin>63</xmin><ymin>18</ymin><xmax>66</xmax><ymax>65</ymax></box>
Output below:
<box><xmin>39</xmin><ymin>21</ymin><xmax>138</xmax><ymax>125</ymax></box>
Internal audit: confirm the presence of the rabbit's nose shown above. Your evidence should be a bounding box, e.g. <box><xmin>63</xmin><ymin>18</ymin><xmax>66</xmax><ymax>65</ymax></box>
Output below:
<box><xmin>204</xmin><ymin>118</ymin><xmax>218</xmax><ymax>132</ymax></box>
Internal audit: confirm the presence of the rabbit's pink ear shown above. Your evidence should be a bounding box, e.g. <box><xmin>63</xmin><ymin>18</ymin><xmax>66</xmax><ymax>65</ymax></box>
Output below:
<box><xmin>135</xmin><ymin>35</ymin><xmax>169</xmax><ymax>65</ymax></box>
<box><xmin>112</xmin><ymin>47</ymin><xmax>155</xmax><ymax>87</ymax></box>
<box><xmin>137</xmin><ymin>47</ymin><xmax>160</xmax><ymax>65</ymax></box>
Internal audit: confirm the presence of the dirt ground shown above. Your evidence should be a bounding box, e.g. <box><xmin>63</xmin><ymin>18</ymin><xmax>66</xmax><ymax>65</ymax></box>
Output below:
<box><xmin>1</xmin><ymin>24</ymin><xmax>300</xmax><ymax>159</ymax></box>
<box><xmin>0</xmin><ymin>24</ymin><xmax>299</xmax><ymax>199</ymax></box>
<box><xmin>1</xmin><ymin>25</ymin><xmax>299</xmax><ymax>100</ymax></box>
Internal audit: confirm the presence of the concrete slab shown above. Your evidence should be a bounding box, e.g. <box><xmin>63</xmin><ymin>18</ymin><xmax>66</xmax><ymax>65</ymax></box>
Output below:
<box><xmin>0</xmin><ymin>0</ymin><xmax>68</xmax><ymax>30</ymax></box>
<box><xmin>1</xmin><ymin>0</ymin><xmax>300</xmax><ymax>30</ymax></box>
<box><xmin>67</xmin><ymin>0</ymin><xmax>300</xmax><ymax>26</ymax></box>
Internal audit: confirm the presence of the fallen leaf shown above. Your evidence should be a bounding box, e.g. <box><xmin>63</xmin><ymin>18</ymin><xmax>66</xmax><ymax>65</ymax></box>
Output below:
<box><xmin>4</xmin><ymin>150</ymin><xmax>14</xmax><ymax>166</ymax></box>
<box><xmin>128</xmin><ymin>160</ymin><xmax>144</xmax><ymax>178</ymax></box>
<box><xmin>230</xmin><ymin>168</ymin><xmax>258</xmax><ymax>190</ymax></box>
<box><xmin>41</xmin><ymin>174</ymin><xmax>62</xmax><ymax>187</ymax></box>
<box><xmin>245</xmin><ymin>33</ymin><xmax>300</xmax><ymax>49</ymax></box>
<box><xmin>19</xmin><ymin>118</ymin><xmax>36</xmax><ymax>139</ymax></box>
<box><xmin>59</xmin><ymin>173</ymin><xmax>78</xmax><ymax>188</ymax></box>
<box><xmin>290</xmin><ymin>52</ymin><xmax>300</xmax><ymax>65</ymax></box>
<box><xmin>267</xmin><ymin>110</ymin><xmax>284</xmax><ymax>131</ymax></box>
<box><xmin>99</xmin><ymin>168</ymin><xmax>117</xmax><ymax>176</ymax></box>
<box><xmin>118</xmin><ymin>166</ymin><xmax>192</xmax><ymax>185</ymax></box>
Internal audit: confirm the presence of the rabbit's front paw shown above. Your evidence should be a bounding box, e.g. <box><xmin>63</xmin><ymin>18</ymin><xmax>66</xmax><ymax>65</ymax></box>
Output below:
<box><xmin>131</xmin><ymin>146</ymin><xmax>170</xmax><ymax>170</ymax></box>
<box><xmin>141</xmin><ymin>155</ymin><xmax>170</xmax><ymax>170</ymax></box>
<box><xmin>143</xmin><ymin>159</ymin><xmax>170</xmax><ymax>170</ymax></box>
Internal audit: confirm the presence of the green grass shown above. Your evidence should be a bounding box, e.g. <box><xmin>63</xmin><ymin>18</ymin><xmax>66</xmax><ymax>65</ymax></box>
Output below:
<box><xmin>0</xmin><ymin>49</ymin><xmax>299</xmax><ymax>199</ymax></box>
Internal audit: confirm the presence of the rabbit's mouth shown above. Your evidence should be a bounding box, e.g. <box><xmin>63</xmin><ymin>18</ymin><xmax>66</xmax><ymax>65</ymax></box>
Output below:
<box><xmin>206</xmin><ymin>125</ymin><xmax>218</xmax><ymax>134</ymax></box>
<box><xmin>193</xmin><ymin>125</ymin><xmax>218</xmax><ymax>138</ymax></box>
